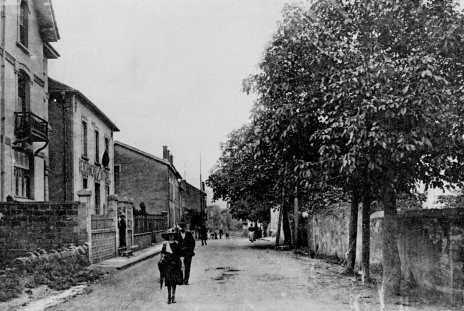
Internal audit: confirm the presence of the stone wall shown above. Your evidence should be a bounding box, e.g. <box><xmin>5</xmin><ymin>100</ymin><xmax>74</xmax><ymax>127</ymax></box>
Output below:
<box><xmin>134</xmin><ymin>232</ymin><xmax>152</xmax><ymax>249</ymax></box>
<box><xmin>306</xmin><ymin>206</ymin><xmax>464</xmax><ymax>298</ymax></box>
<box><xmin>0</xmin><ymin>202</ymin><xmax>86</xmax><ymax>267</ymax></box>
<box><xmin>307</xmin><ymin>203</ymin><xmax>350</xmax><ymax>259</ymax></box>
<box><xmin>91</xmin><ymin>230</ymin><xmax>116</xmax><ymax>263</ymax></box>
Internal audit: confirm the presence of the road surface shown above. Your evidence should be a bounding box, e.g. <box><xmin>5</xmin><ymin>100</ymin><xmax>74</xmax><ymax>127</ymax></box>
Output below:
<box><xmin>47</xmin><ymin>237</ymin><xmax>456</xmax><ymax>311</ymax></box>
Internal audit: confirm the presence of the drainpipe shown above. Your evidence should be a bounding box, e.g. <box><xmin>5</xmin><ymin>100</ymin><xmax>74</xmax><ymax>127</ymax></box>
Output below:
<box><xmin>0</xmin><ymin>0</ymin><xmax>6</xmax><ymax>201</ymax></box>
<box><xmin>60</xmin><ymin>92</ymin><xmax>67</xmax><ymax>201</ymax></box>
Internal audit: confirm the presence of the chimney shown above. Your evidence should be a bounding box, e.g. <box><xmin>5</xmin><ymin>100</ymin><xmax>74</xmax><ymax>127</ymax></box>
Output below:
<box><xmin>169</xmin><ymin>154</ymin><xmax>173</xmax><ymax>165</ymax></box>
<box><xmin>163</xmin><ymin>146</ymin><xmax>169</xmax><ymax>160</ymax></box>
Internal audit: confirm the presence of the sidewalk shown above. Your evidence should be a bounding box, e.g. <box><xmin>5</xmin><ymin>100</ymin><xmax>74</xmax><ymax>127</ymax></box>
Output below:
<box><xmin>92</xmin><ymin>243</ymin><xmax>163</xmax><ymax>270</ymax></box>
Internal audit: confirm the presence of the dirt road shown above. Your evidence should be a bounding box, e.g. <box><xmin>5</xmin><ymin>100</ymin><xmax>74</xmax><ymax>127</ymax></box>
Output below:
<box><xmin>47</xmin><ymin>237</ymin><xmax>456</xmax><ymax>311</ymax></box>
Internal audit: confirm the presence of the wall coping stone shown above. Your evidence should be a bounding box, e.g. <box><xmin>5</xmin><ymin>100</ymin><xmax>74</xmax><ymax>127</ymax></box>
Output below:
<box><xmin>91</xmin><ymin>228</ymin><xmax>116</xmax><ymax>234</ymax></box>
<box><xmin>77</xmin><ymin>189</ymin><xmax>92</xmax><ymax>197</ymax></box>
<box><xmin>369</xmin><ymin>208</ymin><xmax>464</xmax><ymax>221</ymax></box>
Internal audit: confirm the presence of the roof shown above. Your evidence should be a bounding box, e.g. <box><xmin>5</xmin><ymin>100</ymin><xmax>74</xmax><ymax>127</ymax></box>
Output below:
<box><xmin>48</xmin><ymin>78</ymin><xmax>120</xmax><ymax>132</ymax></box>
<box><xmin>114</xmin><ymin>141</ymin><xmax>182</xmax><ymax>179</ymax></box>
<box><xmin>34</xmin><ymin>0</ymin><xmax>60</xmax><ymax>42</ymax></box>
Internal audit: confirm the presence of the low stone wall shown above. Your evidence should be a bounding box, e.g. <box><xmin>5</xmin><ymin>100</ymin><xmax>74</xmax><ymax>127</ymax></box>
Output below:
<box><xmin>91</xmin><ymin>229</ymin><xmax>117</xmax><ymax>263</ymax></box>
<box><xmin>134</xmin><ymin>232</ymin><xmax>152</xmax><ymax>249</ymax></box>
<box><xmin>0</xmin><ymin>202</ymin><xmax>85</xmax><ymax>267</ymax></box>
<box><xmin>307</xmin><ymin>203</ymin><xmax>350</xmax><ymax>260</ymax></box>
<box><xmin>11</xmin><ymin>244</ymin><xmax>90</xmax><ymax>271</ymax></box>
<box><xmin>306</xmin><ymin>206</ymin><xmax>464</xmax><ymax>298</ymax></box>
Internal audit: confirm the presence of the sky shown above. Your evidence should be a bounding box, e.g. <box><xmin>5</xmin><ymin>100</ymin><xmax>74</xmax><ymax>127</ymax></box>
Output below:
<box><xmin>48</xmin><ymin>0</ymin><xmax>294</xmax><ymax>203</ymax></box>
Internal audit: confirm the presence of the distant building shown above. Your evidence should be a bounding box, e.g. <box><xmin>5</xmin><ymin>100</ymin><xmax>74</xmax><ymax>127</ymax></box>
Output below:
<box><xmin>206</xmin><ymin>205</ymin><xmax>222</xmax><ymax>231</ymax></box>
<box><xmin>180</xmin><ymin>179</ymin><xmax>206</xmax><ymax>228</ymax></box>
<box><xmin>0</xmin><ymin>0</ymin><xmax>60</xmax><ymax>201</ymax></box>
<box><xmin>114</xmin><ymin>142</ymin><xmax>182</xmax><ymax>226</ymax></box>
<box><xmin>48</xmin><ymin>78</ymin><xmax>119</xmax><ymax>214</ymax></box>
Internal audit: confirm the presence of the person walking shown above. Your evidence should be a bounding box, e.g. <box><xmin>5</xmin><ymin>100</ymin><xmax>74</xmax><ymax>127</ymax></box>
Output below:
<box><xmin>248</xmin><ymin>224</ymin><xmax>256</xmax><ymax>242</ymax></box>
<box><xmin>200</xmin><ymin>224</ymin><xmax>208</xmax><ymax>246</ymax></box>
<box><xmin>219</xmin><ymin>228</ymin><xmax>223</xmax><ymax>239</ymax></box>
<box><xmin>158</xmin><ymin>230</ymin><xmax>183</xmax><ymax>304</ymax></box>
<box><xmin>177</xmin><ymin>222</ymin><xmax>195</xmax><ymax>285</ymax></box>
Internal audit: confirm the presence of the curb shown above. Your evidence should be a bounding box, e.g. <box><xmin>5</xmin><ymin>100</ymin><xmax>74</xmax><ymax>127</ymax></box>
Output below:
<box><xmin>115</xmin><ymin>249</ymin><xmax>162</xmax><ymax>270</ymax></box>
<box><xmin>92</xmin><ymin>245</ymin><xmax>163</xmax><ymax>271</ymax></box>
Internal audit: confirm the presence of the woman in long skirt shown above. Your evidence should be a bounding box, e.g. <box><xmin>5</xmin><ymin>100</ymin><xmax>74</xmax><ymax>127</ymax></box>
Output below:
<box><xmin>158</xmin><ymin>231</ymin><xmax>182</xmax><ymax>304</ymax></box>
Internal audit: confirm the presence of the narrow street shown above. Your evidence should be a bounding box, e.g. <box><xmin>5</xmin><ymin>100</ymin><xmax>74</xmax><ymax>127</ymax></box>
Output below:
<box><xmin>44</xmin><ymin>237</ymin><xmax>454</xmax><ymax>311</ymax></box>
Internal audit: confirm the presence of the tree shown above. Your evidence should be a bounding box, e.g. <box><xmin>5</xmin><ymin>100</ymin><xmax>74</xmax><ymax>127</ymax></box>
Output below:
<box><xmin>206</xmin><ymin>125</ymin><xmax>278</xmax><ymax>223</ymax></box>
<box><xmin>245</xmin><ymin>0</ymin><xmax>464</xmax><ymax>296</ymax></box>
<box><xmin>310</xmin><ymin>0</ymin><xmax>464</xmax><ymax>295</ymax></box>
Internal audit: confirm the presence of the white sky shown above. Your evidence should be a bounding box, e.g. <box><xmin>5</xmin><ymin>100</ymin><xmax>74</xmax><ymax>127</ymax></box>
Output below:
<box><xmin>48</xmin><ymin>0</ymin><xmax>293</xmax><ymax>195</ymax></box>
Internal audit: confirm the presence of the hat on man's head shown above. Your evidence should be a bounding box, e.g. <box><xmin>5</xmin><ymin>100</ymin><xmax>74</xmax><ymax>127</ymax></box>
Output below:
<box><xmin>161</xmin><ymin>228</ymin><xmax>177</xmax><ymax>240</ymax></box>
<box><xmin>178</xmin><ymin>222</ymin><xmax>186</xmax><ymax>229</ymax></box>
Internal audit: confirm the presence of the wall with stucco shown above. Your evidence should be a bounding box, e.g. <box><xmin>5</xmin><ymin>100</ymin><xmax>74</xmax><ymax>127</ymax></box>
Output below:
<box><xmin>306</xmin><ymin>206</ymin><xmax>464</xmax><ymax>298</ymax></box>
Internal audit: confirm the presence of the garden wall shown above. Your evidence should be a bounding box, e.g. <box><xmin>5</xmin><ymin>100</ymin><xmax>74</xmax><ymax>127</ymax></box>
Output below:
<box><xmin>0</xmin><ymin>202</ymin><xmax>87</xmax><ymax>267</ymax></box>
<box><xmin>306</xmin><ymin>206</ymin><xmax>464</xmax><ymax>299</ymax></box>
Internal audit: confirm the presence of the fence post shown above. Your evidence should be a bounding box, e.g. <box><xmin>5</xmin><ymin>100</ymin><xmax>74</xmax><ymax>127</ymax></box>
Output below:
<box><xmin>78</xmin><ymin>190</ymin><xmax>92</xmax><ymax>264</ymax></box>
<box><xmin>108</xmin><ymin>194</ymin><xmax>119</xmax><ymax>253</ymax></box>
<box><xmin>127</xmin><ymin>200</ymin><xmax>135</xmax><ymax>247</ymax></box>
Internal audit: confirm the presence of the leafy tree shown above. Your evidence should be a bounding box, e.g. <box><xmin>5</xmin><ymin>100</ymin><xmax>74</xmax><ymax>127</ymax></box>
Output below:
<box><xmin>310</xmin><ymin>0</ymin><xmax>464</xmax><ymax>295</ymax></box>
<box><xmin>206</xmin><ymin>125</ymin><xmax>278</xmax><ymax>223</ymax></box>
<box><xmin>245</xmin><ymin>0</ymin><xmax>464</xmax><ymax>295</ymax></box>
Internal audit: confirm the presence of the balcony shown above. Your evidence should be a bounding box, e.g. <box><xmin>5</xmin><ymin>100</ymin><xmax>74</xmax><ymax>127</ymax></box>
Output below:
<box><xmin>14</xmin><ymin>112</ymin><xmax>48</xmax><ymax>143</ymax></box>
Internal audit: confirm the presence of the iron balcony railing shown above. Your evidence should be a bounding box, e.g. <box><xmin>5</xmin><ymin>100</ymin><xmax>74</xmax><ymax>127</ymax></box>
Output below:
<box><xmin>14</xmin><ymin>112</ymin><xmax>48</xmax><ymax>143</ymax></box>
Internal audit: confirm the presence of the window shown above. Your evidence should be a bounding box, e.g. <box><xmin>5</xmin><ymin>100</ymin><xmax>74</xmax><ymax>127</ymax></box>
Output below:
<box><xmin>17</xmin><ymin>71</ymin><xmax>29</xmax><ymax>113</ymax></box>
<box><xmin>81</xmin><ymin>120</ymin><xmax>88</xmax><ymax>157</ymax></box>
<box><xmin>105</xmin><ymin>183</ymin><xmax>110</xmax><ymax>196</ymax></box>
<box><xmin>94</xmin><ymin>182</ymin><xmax>101</xmax><ymax>215</ymax></box>
<box><xmin>103</xmin><ymin>136</ymin><xmax>110</xmax><ymax>168</ymax></box>
<box><xmin>19</xmin><ymin>0</ymin><xmax>28</xmax><ymax>48</ymax></box>
<box><xmin>114</xmin><ymin>164</ymin><xmax>120</xmax><ymax>188</ymax></box>
<box><xmin>44</xmin><ymin>161</ymin><xmax>49</xmax><ymax>201</ymax></box>
<box><xmin>83</xmin><ymin>178</ymin><xmax>88</xmax><ymax>189</ymax></box>
<box><xmin>105</xmin><ymin>137</ymin><xmax>109</xmax><ymax>153</ymax></box>
<box><xmin>14</xmin><ymin>150</ymin><xmax>31</xmax><ymax>198</ymax></box>
<box><xmin>95</xmin><ymin>130</ymin><xmax>100</xmax><ymax>164</ymax></box>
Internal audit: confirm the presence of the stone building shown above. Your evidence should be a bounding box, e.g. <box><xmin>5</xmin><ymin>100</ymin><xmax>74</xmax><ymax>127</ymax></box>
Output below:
<box><xmin>180</xmin><ymin>179</ymin><xmax>206</xmax><ymax>226</ymax></box>
<box><xmin>48</xmin><ymin>78</ymin><xmax>119</xmax><ymax>214</ymax></box>
<box><xmin>0</xmin><ymin>0</ymin><xmax>60</xmax><ymax>201</ymax></box>
<box><xmin>114</xmin><ymin>141</ymin><xmax>182</xmax><ymax>226</ymax></box>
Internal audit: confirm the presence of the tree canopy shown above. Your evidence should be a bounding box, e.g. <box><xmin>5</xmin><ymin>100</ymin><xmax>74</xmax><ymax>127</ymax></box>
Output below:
<box><xmin>208</xmin><ymin>0</ymin><xmax>464</xmax><ymax>295</ymax></box>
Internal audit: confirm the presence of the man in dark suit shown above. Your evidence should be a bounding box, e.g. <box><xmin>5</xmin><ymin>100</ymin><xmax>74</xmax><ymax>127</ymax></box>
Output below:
<box><xmin>177</xmin><ymin>222</ymin><xmax>195</xmax><ymax>285</ymax></box>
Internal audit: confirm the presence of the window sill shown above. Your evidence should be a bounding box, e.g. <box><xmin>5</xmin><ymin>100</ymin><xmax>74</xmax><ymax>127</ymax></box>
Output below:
<box><xmin>104</xmin><ymin>166</ymin><xmax>110</xmax><ymax>171</ymax></box>
<box><xmin>13</xmin><ymin>196</ymin><xmax>33</xmax><ymax>202</ymax></box>
<box><xmin>16</xmin><ymin>41</ymin><xmax>30</xmax><ymax>56</ymax></box>
<box><xmin>94</xmin><ymin>162</ymin><xmax>101</xmax><ymax>167</ymax></box>
<box><xmin>81</xmin><ymin>155</ymin><xmax>89</xmax><ymax>161</ymax></box>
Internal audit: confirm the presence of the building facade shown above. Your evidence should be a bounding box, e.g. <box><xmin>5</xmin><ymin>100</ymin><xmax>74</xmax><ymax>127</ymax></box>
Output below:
<box><xmin>48</xmin><ymin>78</ymin><xmax>119</xmax><ymax>214</ymax></box>
<box><xmin>114</xmin><ymin>142</ymin><xmax>182</xmax><ymax>226</ymax></box>
<box><xmin>0</xmin><ymin>0</ymin><xmax>60</xmax><ymax>201</ymax></box>
<box><xmin>180</xmin><ymin>179</ymin><xmax>206</xmax><ymax>225</ymax></box>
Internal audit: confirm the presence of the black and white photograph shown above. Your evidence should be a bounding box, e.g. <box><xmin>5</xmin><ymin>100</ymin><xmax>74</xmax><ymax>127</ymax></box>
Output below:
<box><xmin>1</xmin><ymin>0</ymin><xmax>464</xmax><ymax>310</ymax></box>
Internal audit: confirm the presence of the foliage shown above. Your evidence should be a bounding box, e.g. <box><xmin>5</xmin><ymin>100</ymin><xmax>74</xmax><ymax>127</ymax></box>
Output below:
<box><xmin>184</xmin><ymin>208</ymin><xmax>203</xmax><ymax>228</ymax></box>
<box><xmin>238</xmin><ymin>0</ymin><xmax>464</xmax><ymax>294</ymax></box>
<box><xmin>206</xmin><ymin>125</ymin><xmax>280</xmax><ymax>221</ymax></box>
<box><xmin>0</xmin><ymin>269</ymin><xmax>21</xmax><ymax>302</ymax></box>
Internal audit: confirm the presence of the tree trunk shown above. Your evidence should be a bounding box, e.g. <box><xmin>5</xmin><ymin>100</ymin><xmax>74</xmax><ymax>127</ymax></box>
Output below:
<box><xmin>275</xmin><ymin>205</ymin><xmax>283</xmax><ymax>248</ymax></box>
<box><xmin>382</xmin><ymin>183</ymin><xmax>401</xmax><ymax>296</ymax></box>
<box><xmin>282</xmin><ymin>200</ymin><xmax>292</xmax><ymax>245</ymax></box>
<box><xmin>361</xmin><ymin>194</ymin><xmax>371</xmax><ymax>283</ymax></box>
<box><xmin>345</xmin><ymin>192</ymin><xmax>359</xmax><ymax>274</ymax></box>
<box><xmin>287</xmin><ymin>194</ymin><xmax>294</xmax><ymax>246</ymax></box>
<box><xmin>294</xmin><ymin>186</ymin><xmax>299</xmax><ymax>249</ymax></box>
